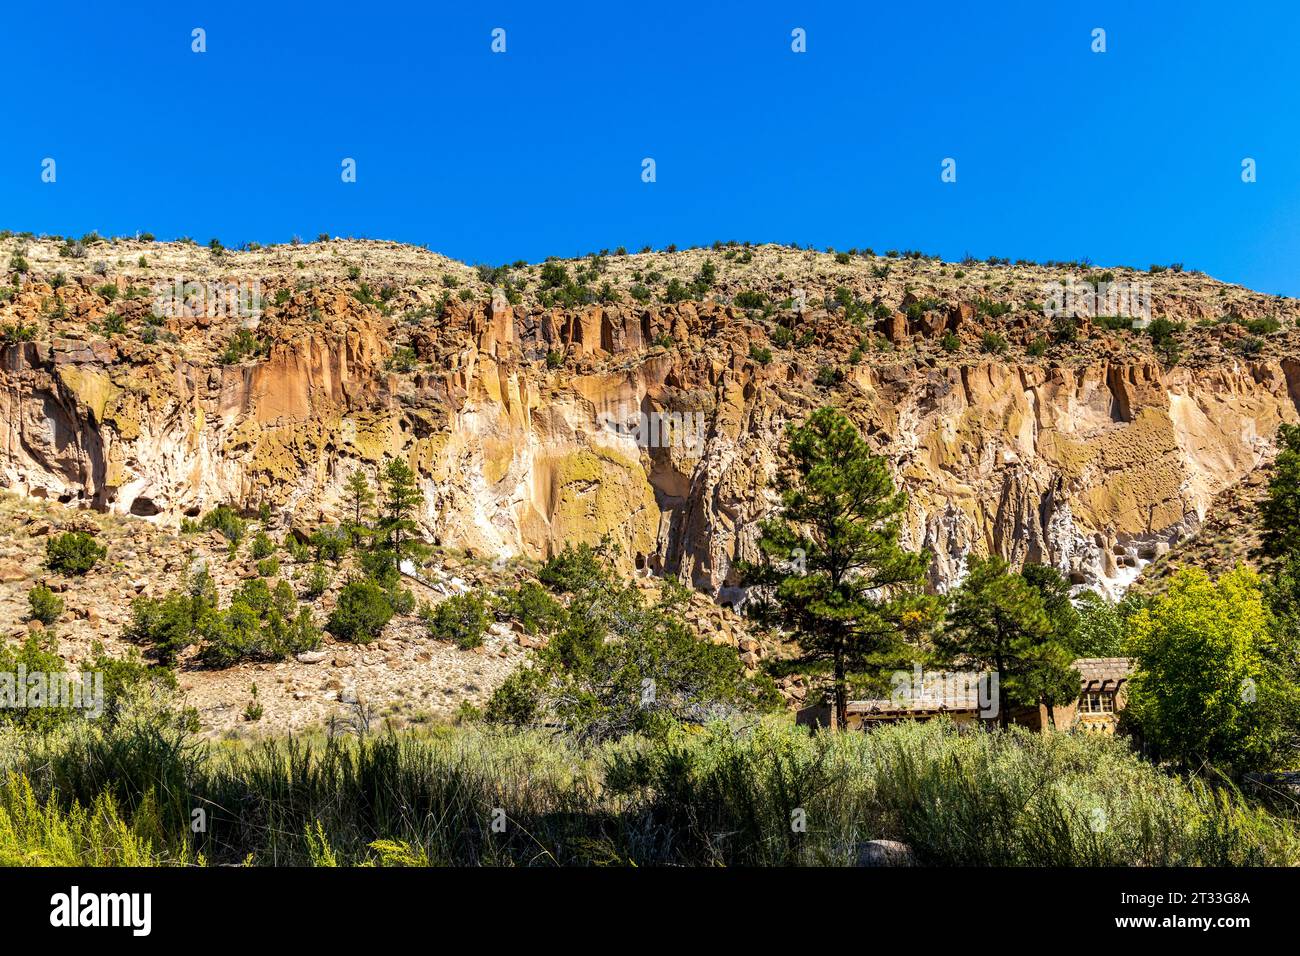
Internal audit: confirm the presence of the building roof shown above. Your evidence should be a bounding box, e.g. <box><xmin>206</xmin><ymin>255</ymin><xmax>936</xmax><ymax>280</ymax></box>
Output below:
<box><xmin>844</xmin><ymin>659</ymin><xmax>1135</xmax><ymax>714</ymax></box>
<box><xmin>846</xmin><ymin>671</ymin><xmax>987</xmax><ymax>716</ymax></box>
<box><xmin>1075</xmin><ymin>657</ymin><xmax>1134</xmax><ymax>693</ymax></box>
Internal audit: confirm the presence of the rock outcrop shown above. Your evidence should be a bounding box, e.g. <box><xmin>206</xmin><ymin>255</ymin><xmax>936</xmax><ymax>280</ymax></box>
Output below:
<box><xmin>2</xmin><ymin>237</ymin><xmax>1298</xmax><ymax>601</ymax></box>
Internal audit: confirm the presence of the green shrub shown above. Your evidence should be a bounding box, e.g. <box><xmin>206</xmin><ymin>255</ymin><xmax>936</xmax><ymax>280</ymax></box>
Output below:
<box><xmin>310</xmin><ymin>525</ymin><xmax>349</xmax><ymax>562</ymax></box>
<box><xmin>27</xmin><ymin>585</ymin><xmax>64</xmax><ymax>625</ymax></box>
<box><xmin>748</xmin><ymin>344</ymin><xmax>772</xmax><ymax>366</ymax></box>
<box><xmin>304</xmin><ymin>562</ymin><xmax>331</xmax><ymax>599</ymax></box>
<box><xmin>200</xmin><ymin>506</ymin><xmax>247</xmax><ymax>545</ymax></box>
<box><xmin>250</xmin><ymin>532</ymin><xmax>274</xmax><ymax>560</ymax></box>
<box><xmin>538</xmin><ymin>543</ymin><xmax>605</xmax><ymax>593</ymax></box>
<box><xmin>421</xmin><ymin>591</ymin><xmax>490</xmax><ymax>649</ymax></box>
<box><xmin>220</xmin><ymin>329</ymin><xmax>266</xmax><ymax>365</ymax></box>
<box><xmin>980</xmin><ymin>332</ymin><xmax>1008</xmax><ymax>355</ymax></box>
<box><xmin>45</xmin><ymin>532</ymin><xmax>106</xmax><ymax>576</ymax></box>
<box><xmin>123</xmin><ymin>575</ymin><xmax>215</xmax><ymax>666</ymax></box>
<box><xmin>499</xmin><ymin>581</ymin><xmax>564</xmax><ymax>635</ymax></box>
<box><xmin>326</xmin><ymin>579</ymin><xmax>394</xmax><ymax>644</ymax></box>
<box><xmin>256</xmin><ymin>557</ymin><xmax>280</xmax><ymax>577</ymax></box>
<box><xmin>814</xmin><ymin>366</ymin><xmax>842</xmax><ymax>388</ymax></box>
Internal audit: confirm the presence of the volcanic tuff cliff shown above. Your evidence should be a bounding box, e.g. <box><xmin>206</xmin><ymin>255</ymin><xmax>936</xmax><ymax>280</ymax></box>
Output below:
<box><xmin>2</xmin><ymin>235</ymin><xmax>1299</xmax><ymax>602</ymax></box>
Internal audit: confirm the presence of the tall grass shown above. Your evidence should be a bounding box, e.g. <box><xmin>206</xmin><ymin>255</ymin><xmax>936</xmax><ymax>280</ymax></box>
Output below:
<box><xmin>1</xmin><ymin>714</ymin><xmax>1295</xmax><ymax>866</ymax></box>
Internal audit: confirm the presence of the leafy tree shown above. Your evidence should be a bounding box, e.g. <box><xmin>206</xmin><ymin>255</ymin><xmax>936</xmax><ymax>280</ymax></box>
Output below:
<box><xmin>0</xmin><ymin>634</ymin><xmax>73</xmax><ymax>730</ymax></box>
<box><xmin>935</xmin><ymin>556</ymin><xmax>1079</xmax><ymax>728</ymax></box>
<box><xmin>200</xmin><ymin>505</ymin><xmax>247</xmax><ymax>545</ymax></box>
<box><xmin>538</xmin><ymin>542</ymin><xmax>605</xmax><ymax>593</ymax></box>
<box><xmin>1073</xmin><ymin>590</ymin><xmax>1126</xmax><ymax>657</ymax></box>
<box><xmin>377</xmin><ymin>457</ymin><xmax>423</xmax><ymax>563</ymax></box>
<box><xmin>343</xmin><ymin>467</ymin><xmax>376</xmax><ymax>545</ymax></box>
<box><xmin>304</xmin><ymin>562</ymin><xmax>331</xmax><ymax>599</ymax></box>
<box><xmin>747</xmin><ymin>407</ymin><xmax>934</xmax><ymax>727</ymax></box>
<box><xmin>45</xmin><ymin>531</ymin><xmax>106</xmax><ymax>575</ymax></box>
<box><xmin>1125</xmin><ymin>566</ymin><xmax>1300</xmax><ymax>775</ymax></box>
<box><xmin>310</xmin><ymin>525</ymin><xmax>349</xmax><ymax>563</ymax></box>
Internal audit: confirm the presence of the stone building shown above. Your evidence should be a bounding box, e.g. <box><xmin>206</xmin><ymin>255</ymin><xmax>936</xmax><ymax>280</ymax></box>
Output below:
<box><xmin>797</xmin><ymin>658</ymin><xmax>1134</xmax><ymax>733</ymax></box>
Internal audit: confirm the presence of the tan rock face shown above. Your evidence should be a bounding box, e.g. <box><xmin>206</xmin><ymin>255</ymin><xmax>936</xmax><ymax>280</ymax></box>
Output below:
<box><xmin>1</xmin><ymin>240</ymin><xmax>1297</xmax><ymax>600</ymax></box>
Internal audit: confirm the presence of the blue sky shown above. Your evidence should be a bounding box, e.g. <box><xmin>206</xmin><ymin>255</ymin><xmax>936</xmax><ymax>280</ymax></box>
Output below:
<box><xmin>2</xmin><ymin>0</ymin><xmax>1298</xmax><ymax>294</ymax></box>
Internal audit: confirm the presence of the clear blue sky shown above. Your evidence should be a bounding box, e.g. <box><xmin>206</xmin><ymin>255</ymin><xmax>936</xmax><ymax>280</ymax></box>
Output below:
<box><xmin>3</xmin><ymin>0</ymin><xmax>1298</xmax><ymax>294</ymax></box>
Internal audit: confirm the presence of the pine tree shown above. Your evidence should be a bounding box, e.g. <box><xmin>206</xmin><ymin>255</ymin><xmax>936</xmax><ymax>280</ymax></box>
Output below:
<box><xmin>749</xmin><ymin>407</ymin><xmax>934</xmax><ymax>728</ymax></box>
<box><xmin>342</xmin><ymin>467</ymin><xmax>375</xmax><ymax>545</ymax></box>
<box><xmin>935</xmin><ymin>555</ymin><xmax>1079</xmax><ymax>728</ymax></box>
<box><xmin>377</xmin><ymin>457</ymin><xmax>423</xmax><ymax>564</ymax></box>
<box><xmin>1261</xmin><ymin>424</ymin><xmax>1300</xmax><ymax>561</ymax></box>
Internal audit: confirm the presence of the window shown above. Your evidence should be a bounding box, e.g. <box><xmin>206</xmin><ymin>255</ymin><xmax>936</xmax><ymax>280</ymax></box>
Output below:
<box><xmin>1079</xmin><ymin>691</ymin><xmax>1116</xmax><ymax>714</ymax></box>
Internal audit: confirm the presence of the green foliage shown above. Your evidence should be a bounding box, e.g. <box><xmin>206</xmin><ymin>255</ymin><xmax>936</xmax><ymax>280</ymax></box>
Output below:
<box><xmin>343</xmin><ymin>467</ymin><xmax>375</xmax><ymax>545</ymax></box>
<box><xmin>44</xmin><ymin>532</ymin><xmax>105</xmax><ymax>576</ymax></box>
<box><xmin>310</xmin><ymin>525</ymin><xmax>349</xmax><ymax>562</ymax></box>
<box><xmin>304</xmin><ymin>562</ymin><xmax>331</xmax><ymax>599</ymax></box>
<box><xmin>1</xmin><ymin>322</ymin><xmax>37</xmax><ymax>343</ymax></box>
<box><xmin>123</xmin><ymin>569</ymin><xmax>217</xmax><ymax>665</ymax></box>
<box><xmin>748</xmin><ymin>344</ymin><xmax>772</xmax><ymax>366</ymax></box>
<box><xmin>537</xmin><ymin>542</ymin><xmax>605</xmax><ymax>593</ymax></box>
<box><xmin>936</xmin><ymin>556</ymin><xmax>1080</xmax><ymax>727</ymax></box>
<box><xmin>326</xmin><ymin>578</ymin><xmax>395</xmax><ymax>644</ymax></box>
<box><xmin>1148</xmin><ymin>318</ymin><xmax>1184</xmax><ymax>365</ymax></box>
<box><xmin>198</xmin><ymin>579</ymin><xmax>319</xmax><ymax>667</ymax></box>
<box><xmin>1125</xmin><ymin>567</ymin><xmax>1300</xmax><ymax>775</ymax></box>
<box><xmin>421</xmin><ymin>591</ymin><xmax>490</xmax><ymax>649</ymax></box>
<box><xmin>746</xmin><ymin>407</ymin><xmax>935</xmax><ymax>725</ymax></box>
<box><xmin>200</xmin><ymin>505</ymin><xmax>247</xmax><ymax>545</ymax></box>
<box><xmin>814</xmin><ymin>365</ymin><xmax>842</xmax><ymax>388</ymax></box>
<box><xmin>499</xmin><ymin>581</ymin><xmax>564</xmax><ymax>635</ymax></box>
<box><xmin>125</xmin><ymin>567</ymin><xmax>316</xmax><ymax>668</ymax></box>
<box><xmin>256</xmin><ymin>557</ymin><xmax>280</xmax><ymax>577</ymax></box>
<box><xmin>980</xmin><ymin>331</ymin><xmax>1008</xmax><ymax>354</ymax></box>
<box><xmin>377</xmin><ymin>457</ymin><xmax>423</xmax><ymax>562</ymax></box>
<box><xmin>1073</xmin><ymin>591</ymin><xmax>1126</xmax><ymax>657</ymax></box>
<box><xmin>250</xmin><ymin>531</ymin><xmax>274</xmax><ymax>560</ymax></box>
<box><xmin>2</xmin><ymin>709</ymin><xmax>1297</xmax><ymax>866</ymax></box>
<box><xmin>27</xmin><ymin>585</ymin><xmax>64</xmax><ymax>625</ymax></box>
<box><xmin>220</xmin><ymin>328</ymin><xmax>266</xmax><ymax>365</ymax></box>
<box><xmin>0</xmin><ymin>634</ymin><xmax>73</xmax><ymax>730</ymax></box>
<box><xmin>1261</xmin><ymin>424</ymin><xmax>1300</xmax><ymax>561</ymax></box>
<box><xmin>489</xmin><ymin>554</ymin><xmax>774</xmax><ymax>741</ymax></box>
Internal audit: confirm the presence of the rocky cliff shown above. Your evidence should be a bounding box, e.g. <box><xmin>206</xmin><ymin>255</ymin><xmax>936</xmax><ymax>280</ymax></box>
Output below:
<box><xmin>2</xmin><ymin>235</ymin><xmax>1298</xmax><ymax>602</ymax></box>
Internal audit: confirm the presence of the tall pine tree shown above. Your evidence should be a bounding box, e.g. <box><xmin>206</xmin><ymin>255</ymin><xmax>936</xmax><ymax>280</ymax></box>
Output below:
<box><xmin>750</xmin><ymin>407</ymin><xmax>934</xmax><ymax>728</ymax></box>
<box><xmin>377</xmin><ymin>457</ymin><xmax>423</xmax><ymax>564</ymax></box>
<box><xmin>342</xmin><ymin>467</ymin><xmax>375</xmax><ymax>546</ymax></box>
